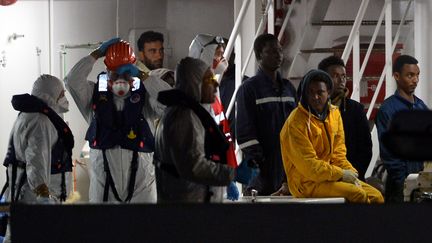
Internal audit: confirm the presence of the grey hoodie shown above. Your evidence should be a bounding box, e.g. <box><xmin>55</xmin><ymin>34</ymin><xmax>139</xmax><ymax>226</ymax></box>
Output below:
<box><xmin>154</xmin><ymin>57</ymin><xmax>235</xmax><ymax>203</ymax></box>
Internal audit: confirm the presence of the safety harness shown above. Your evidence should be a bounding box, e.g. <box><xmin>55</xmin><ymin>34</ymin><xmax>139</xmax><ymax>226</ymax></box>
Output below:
<box><xmin>1</xmin><ymin>94</ymin><xmax>74</xmax><ymax>202</ymax></box>
<box><xmin>87</xmin><ymin>74</ymin><xmax>154</xmax><ymax>202</ymax></box>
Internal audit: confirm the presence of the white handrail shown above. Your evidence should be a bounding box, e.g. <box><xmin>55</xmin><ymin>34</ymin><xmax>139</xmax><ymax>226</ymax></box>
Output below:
<box><xmin>226</xmin><ymin>0</ymin><xmax>273</xmax><ymax>118</ymax></box>
<box><xmin>366</xmin><ymin>0</ymin><xmax>413</xmax><ymax>119</ymax></box>
<box><xmin>223</xmin><ymin>0</ymin><xmax>251</xmax><ymax>61</ymax></box>
<box><xmin>352</xmin><ymin>31</ymin><xmax>360</xmax><ymax>101</ymax></box>
<box><xmin>341</xmin><ymin>0</ymin><xmax>370</xmax><ymax>63</ymax></box>
<box><xmin>241</xmin><ymin>0</ymin><xmax>272</xmax><ymax>78</ymax></box>
<box><xmin>49</xmin><ymin>0</ymin><xmax>54</xmax><ymax>74</ymax></box>
<box><xmin>351</xmin><ymin>4</ymin><xmax>386</xmax><ymax>99</ymax></box>
<box><xmin>268</xmin><ymin>0</ymin><xmax>275</xmax><ymax>34</ymax></box>
<box><xmin>277</xmin><ymin>1</ymin><xmax>295</xmax><ymax>41</ymax></box>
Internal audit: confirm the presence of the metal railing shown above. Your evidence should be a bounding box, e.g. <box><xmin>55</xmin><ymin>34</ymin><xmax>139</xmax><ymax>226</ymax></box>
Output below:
<box><xmin>341</xmin><ymin>0</ymin><xmax>369</xmax><ymax>101</ymax></box>
<box><xmin>226</xmin><ymin>0</ymin><xmax>274</xmax><ymax>118</ymax></box>
<box><xmin>366</xmin><ymin>0</ymin><xmax>413</xmax><ymax>119</ymax></box>
<box><xmin>59</xmin><ymin>42</ymin><xmax>101</xmax><ymax>79</ymax></box>
<box><xmin>223</xmin><ymin>0</ymin><xmax>252</xmax><ymax>63</ymax></box>
<box><xmin>225</xmin><ymin>0</ymin><xmax>295</xmax><ymax>119</ymax></box>
<box><xmin>353</xmin><ymin>4</ymin><xmax>386</xmax><ymax>100</ymax></box>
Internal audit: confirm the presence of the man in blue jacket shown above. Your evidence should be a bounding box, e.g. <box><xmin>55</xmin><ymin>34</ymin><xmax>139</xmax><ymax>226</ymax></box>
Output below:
<box><xmin>236</xmin><ymin>33</ymin><xmax>297</xmax><ymax>195</ymax></box>
<box><xmin>376</xmin><ymin>55</ymin><xmax>428</xmax><ymax>203</ymax></box>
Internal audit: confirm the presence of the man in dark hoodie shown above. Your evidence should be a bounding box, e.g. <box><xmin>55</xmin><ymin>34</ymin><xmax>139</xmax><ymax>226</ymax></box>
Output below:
<box><xmin>318</xmin><ymin>55</ymin><xmax>372</xmax><ymax>180</ymax></box>
<box><xmin>154</xmin><ymin>57</ymin><xmax>239</xmax><ymax>203</ymax></box>
<box><xmin>280</xmin><ymin>69</ymin><xmax>383</xmax><ymax>203</ymax></box>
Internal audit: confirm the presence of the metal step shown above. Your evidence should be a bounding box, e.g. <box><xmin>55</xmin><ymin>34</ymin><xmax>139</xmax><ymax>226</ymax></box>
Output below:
<box><xmin>300</xmin><ymin>46</ymin><xmax>402</xmax><ymax>54</ymax></box>
<box><xmin>347</xmin><ymin>76</ymin><xmax>381</xmax><ymax>81</ymax></box>
<box><xmin>300</xmin><ymin>48</ymin><xmax>387</xmax><ymax>53</ymax></box>
<box><xmin>363</xmin><ymin>103</ymin><xmax>381</xmax><ymax>109</ymax></box>
<box><xmin>312</xmin><ymin>20</ymin><xmax>413</xmax><ymax>26</ymax></box>
<box><xmin>288</xmin><ymin>76</ymin><xmax>381</xmax><ymax>81</ymax></box>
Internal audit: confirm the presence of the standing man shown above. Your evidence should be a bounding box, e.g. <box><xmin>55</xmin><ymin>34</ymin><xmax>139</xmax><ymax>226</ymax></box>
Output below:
<box><xmin>318</xmin><ymin>55</ymin><xmax>372</xmax><ymax>180</ymax></box>
<box><xmin>136</xmin><ymin>31</ymin><xmax>165</xmax><ymax>73</ymax></box>
<box><xmin>376</xmin><ymin>55</ymin><xmax>428</xmax><ymax>203</ymax></box>
<box><xmin>4</xmin><ymin>75</ymin><xmax>73</xmax><ymax>204</ymax></box>
<box><xmin>236</xmin><ymin>33</ymin><xmax>297</xmax><ymax>195</ymax></box>
<box><xmin>65</xmin><ymin>38</ymin><xmax>170</xmax><ymax>203</ymax></box>
<box><xmin>189</xmin><ymin>34</ymin><xmax>238</xmax><ymax>201</ymax></box>
<box><xmin>280</xmin><ymin>69</ymin><xmax>383</xmax><ymax>203</ymax></box>
<box><xmin>2</xmin><ymin>75</ymin><xmax>74</xmax><ymax>243</ymax></box>
<box><xmin>154</xmin><ymin>57</ymin><xmax>236</xmax><ymax>203</ymax></box>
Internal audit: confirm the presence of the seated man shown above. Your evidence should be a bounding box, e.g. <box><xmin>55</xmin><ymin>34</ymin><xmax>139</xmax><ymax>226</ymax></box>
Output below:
<box><xmin>280</xmin><ymin>69</ymin><xmax>383</xmax><ymax>203</ymax></box>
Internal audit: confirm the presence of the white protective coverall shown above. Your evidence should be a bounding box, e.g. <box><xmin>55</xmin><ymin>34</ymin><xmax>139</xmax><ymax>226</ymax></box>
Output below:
<box><xmin>149</xmin><ymin>68</ymin><xmax>175</xmax><ymax>87</ymax></box>
<box><xmin>3</xmin><ymin>75</ymin><xmax>71</xmax><ymax>243</ymax></box>
<box><xmin>5</xmin><ymin>74</ymin><xmax>72</xmax><ymax>203</ymax></box>
<box><xmin>65</xmin><ymin>55</ymin><xmax>170</xmax><ymax>203</ymax></box>
<box><xmin>189</xmin><ymin>34</ymin><xmax>219</xmax><ymax>66</ymax></box>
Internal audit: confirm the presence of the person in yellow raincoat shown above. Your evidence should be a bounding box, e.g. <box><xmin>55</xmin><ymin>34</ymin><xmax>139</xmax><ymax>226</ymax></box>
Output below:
<box><xmin>280</xmin><ymin>69</ymin><xmax>383</xmax><ymax>203</ymax></box>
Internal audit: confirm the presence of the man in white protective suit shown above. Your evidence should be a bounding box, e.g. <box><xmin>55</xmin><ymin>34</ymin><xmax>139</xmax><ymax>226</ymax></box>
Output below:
<box><xmin>65</xmin><ymin>38</ymin><xmax>170</xmax><ymax>203</ymax></box>
<box><xmin>2</xmin><ymin>74</ymin><xmax>74</xmax><ymax>242</ymax></box>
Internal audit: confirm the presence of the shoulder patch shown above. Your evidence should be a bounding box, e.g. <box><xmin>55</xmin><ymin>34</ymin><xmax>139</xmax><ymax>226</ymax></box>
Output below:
<box><xmin>130</xmin><ymin>93</ymin><xmax>141</xmax><ymax>104</ymax></box>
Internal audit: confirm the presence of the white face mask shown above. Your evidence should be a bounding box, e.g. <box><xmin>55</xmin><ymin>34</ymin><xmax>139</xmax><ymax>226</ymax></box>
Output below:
<box><xmin>111</xmin><ymin>79</ymin><xmax>131</xmax><ymax>97</ymax></box>
<box><xmin>57</xmin><ymin>96</ymin><xmax>69</xmax><ymax>113</ymax></box>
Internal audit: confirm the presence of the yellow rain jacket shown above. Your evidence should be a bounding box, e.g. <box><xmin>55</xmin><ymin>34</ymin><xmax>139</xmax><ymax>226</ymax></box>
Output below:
<box><xmin>280</xmin><ymin>103</ymin><xmax>357</xmax><ymax>198</ymax></box>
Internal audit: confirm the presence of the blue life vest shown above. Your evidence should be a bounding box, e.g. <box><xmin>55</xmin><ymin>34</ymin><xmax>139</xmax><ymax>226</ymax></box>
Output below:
<box><xmin>3</xmin><ymin>136</ymin><xmax>71</xmax><ymax>174</ymax></box>
<box><xmin>3</xmin><ymin>94</ymin><xmax>74</xmax><ymax>175</ymax></box>
<box><xmin>2</xmin><ymin>94</ymin><xmax>74</xmax><ymax>202</ymax></box>
<box><xmin>85</xmin><ymin>73</ymin><xmax>155</xmax><ymax>152</ymax></box>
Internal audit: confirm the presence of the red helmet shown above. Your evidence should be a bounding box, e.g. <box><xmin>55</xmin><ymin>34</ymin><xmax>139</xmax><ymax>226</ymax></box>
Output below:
<box><xmin>0</xmin><ymin>0</ymin><xmax>17</xmax><ymax>5</ymax></box>
<box><xmin>104</xmin><ymin>40</ymin><xmax>136</xmax><ymax>71</ymax></box>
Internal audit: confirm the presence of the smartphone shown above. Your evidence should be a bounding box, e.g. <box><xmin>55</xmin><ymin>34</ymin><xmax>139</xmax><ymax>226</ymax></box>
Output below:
<box><xmin>97</xmin><ymin>73</ymin><xmax>140</xmax><ymax>92</ymax></box>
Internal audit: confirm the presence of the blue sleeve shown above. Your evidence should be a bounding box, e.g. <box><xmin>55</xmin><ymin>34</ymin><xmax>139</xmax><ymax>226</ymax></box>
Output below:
<box><xmin>375</xmin><ymin>107</ymin><xmax>406</xmax><ymax>183</ymax></box>
<box><xmin>235</xmin><ymin>82</ymin><xmax>264</xmax><ymax>163</ymax></box>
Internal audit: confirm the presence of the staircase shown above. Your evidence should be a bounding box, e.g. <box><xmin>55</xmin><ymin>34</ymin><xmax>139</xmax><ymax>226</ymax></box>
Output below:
<box><xmin>282</xmin><ymin>0</ymin><xmax>413</xmax><ymax>114</ymax></box>
<box><xmin>278</xmin><ymin>0</ymin><xmax>414</xmax><ymax>178</ymax></box>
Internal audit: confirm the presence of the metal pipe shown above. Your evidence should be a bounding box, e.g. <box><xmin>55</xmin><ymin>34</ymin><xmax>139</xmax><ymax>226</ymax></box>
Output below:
<box><xmin>267</xmin><ymin>0</ymin><xmax>275</xmax><ymax>34</ymax></box>
<box><xmin>49</xmin><ymin>0</ymin><xmax>54</xmax><ymax>74</ymax></box>
<box><xmin>366</xmin><ymin>66</ymin><xmax>386</xmax><ymax>119</ymax></box>
<box><xmin>36</xmin><ymin>47</ymin><xmax>42</xmax><ymax>76</ymax></box>
<box><xmin>59</xmin><ymin>46</ymin><xmax>67</xmax><ymax>80</ymax></box>
<box><xmin>384</xmin><ymin>0</ymin><xmax>393</xmax><ymax>97</ymax></box>
<box><xmin>240</xmin><ymin>0</ymin><xmax>272</xmax><ymax>78</ymax></box>
<box><xmin>341</xmin><ymin>0</ymin><xmax>370</xmax><ymax>63</ymax></box>
<box><xmin>392</xmin><ymin>0</ymin><xmax>412</xmax><ymax>59</ymax></box>
<box><xmin>352</xmin><ymin>31</ymin><xmax>360</xmax><ymax>101</ymax></box>
<box><xmin>116</xmin><ymin>0</ymin><xmax>119</xmax><ymax>37</ymax></box>
<box><xmin>226</xmin><ymin>0</ymin><xmax>273</xmax><ymax>118</ymax></box>
<box><xmin>277</xmin><ymin>0</ymin><xmax>295</xmax><ymax>41</ymax></box>
<box><xmin>60</xmin><ymin>43</ymin><xmax>102</xmax><ymax>49</ymax></box>
<box><xmin>366</xmin><ymin>0</ymin><xmax>412</xmax><ymax>119</ymax></box>
<box><xmin>58</xmin><ymin>42</ymin><xmax>101</xmax><ymax>79</ymax></box>
<box><xmin>223</xmin><ymin>0</ymin><xmax>251</xmax><ymax>61</ymax></box>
